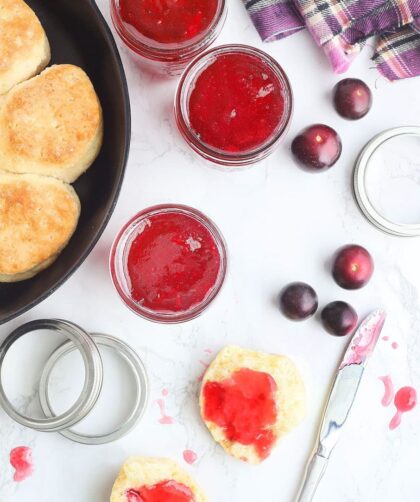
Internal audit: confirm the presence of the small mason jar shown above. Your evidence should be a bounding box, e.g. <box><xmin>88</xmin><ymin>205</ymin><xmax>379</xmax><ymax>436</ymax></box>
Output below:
<box><xmin>175</xmin><ymin>44</ymin><xmax>293</xmax><ymax>167</ymax></box>
<box><xmin>110</xmin><ymin>204</ymin><xmax>228</xmax><ymax>323</ymax></box>
<box><xmin>110</xmin><ymin>0</ymin><xmax>227</xmax><ymax>75</ymax></box>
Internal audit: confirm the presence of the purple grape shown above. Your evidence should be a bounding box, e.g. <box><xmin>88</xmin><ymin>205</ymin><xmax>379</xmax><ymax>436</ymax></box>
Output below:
<box><xmin>291</xmin><ymin>124</ymin><xmax>342</xmax><ymax>172</ymax></box>
<box><xmin>333</xmin><ymin>78</ymin><xmax>372</xmax><ymax>120</ymax></box>
<box><xmin>280</xmin><ymin>282</ymin><xmax>318</xmax><ymax>321</ymax></box>
<box><xmin>321</xmin><ymin>301</ymin><xmax>358</xmax><ymax>336</ymax></box>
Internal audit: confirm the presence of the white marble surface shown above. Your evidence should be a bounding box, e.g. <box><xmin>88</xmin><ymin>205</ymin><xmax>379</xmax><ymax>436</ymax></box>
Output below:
<box><xmin>1</xmin><ymin>1</ymin><xmax>420</xmax><ymax>501</ymax></box>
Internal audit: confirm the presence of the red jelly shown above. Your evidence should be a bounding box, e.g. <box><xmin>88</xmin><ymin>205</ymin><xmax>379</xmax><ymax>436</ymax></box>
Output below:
<box><xmin>10</xmin><ymin>446</ymin><xmax>33</xmax><ymax>482</ymax></box>
<box><xmin>111</xmin><ymin>205</ymin><xmax>227</xmax><ymax>323</ymax></box>
<box><xmin>118</xmin><ymin>0</ymin><xmax>218</xmax><ymax>44</ymax></box>
<box><xmin>127</xmin><ymin>213</ymin><xmax>220</xmax><ymax>311</ymax></box>
<box><xmin>395</xmin><ymin>386</ymin><xmax>417</xmax><ymax>412</ymax></box>
<box><xmin>127</xmin><ymin>480</ymin><xmax>194</xmax><ymax>502</ymax></box>
<box><xmin>203</xmin><ymin>368</ymin><xmax>278</xmax><ymax>460</ymax></box>
<box><xmin>111</xmin><ymin>0</ymin><xmax>226</xmax><ymax>75</ymax></box>
<box><xmin>176</xmin><ymin>45</ymin><xmax>293</xmax><ymax>166</ymax></box>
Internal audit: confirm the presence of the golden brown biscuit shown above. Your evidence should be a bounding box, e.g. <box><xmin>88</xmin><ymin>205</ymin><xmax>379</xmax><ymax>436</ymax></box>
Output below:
<box><xmin>110</xmin><ymin>457</ymin><xmax>207</xmax><ymax>502</ymax></box>
<box><xmin>0</xmin><ymin>0</ymin><xmax>50</xmax><ymax>94</ymax></box>
<box><xmin>0</xmin><ymin>64</ymin><xmax>103</xmax><ymax>183</ymax></box>
<box><xmin>0</xmin><ymin>172</ymin><xmax>80</xmax><ymax>282</ymax></box>
<box><xmin>200</xmin><ymin>345</ymin><xmax>306</xmax><ymax>464</ymax></box>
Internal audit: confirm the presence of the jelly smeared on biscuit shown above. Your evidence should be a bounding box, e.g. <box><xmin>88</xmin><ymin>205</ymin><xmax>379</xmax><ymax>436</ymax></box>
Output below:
<box><xmin>126</xmin><ymin>480</ymin><xmax>194</xmax><ymax>501</ymax></box>
<box><xmin>203</xmin><ymin>368</ymin><xmax>278</xmax><ymax>459</ymax></box>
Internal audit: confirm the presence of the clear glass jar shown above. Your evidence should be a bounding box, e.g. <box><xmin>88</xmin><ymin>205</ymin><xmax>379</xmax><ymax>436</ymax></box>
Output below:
<box><xmin>110</xmin><ymin>204</ymin><xmax>227</xmax><ymax>323</ymax></box>
<box><xmin>175</xmin><ymin>44</ymin><xmax>293</xmax><ymax>166</ymax></box>
<box><xmin>110</xmin><ymin>0</ymin><xmax>227</xmax><ymax>76</ymax></box>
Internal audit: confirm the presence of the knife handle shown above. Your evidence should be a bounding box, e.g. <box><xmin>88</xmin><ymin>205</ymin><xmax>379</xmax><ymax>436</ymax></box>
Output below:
<box><xmin>295</xmin><ymin>453</ymin><xmax>328</xmax><ymax>502</ymax></box>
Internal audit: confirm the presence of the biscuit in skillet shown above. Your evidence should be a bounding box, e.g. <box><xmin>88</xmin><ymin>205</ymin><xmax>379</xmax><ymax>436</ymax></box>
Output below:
<box><xmin>0</xmin><ymin>172</ymin><xmax>80</xmax><ymax>282</ymax></box>
<box><xmin>0</xmin><ymin>0</ymin><xmax>50</xmax><ymax>95</ymax></box>
<box><xmin>0</xmin><ymin>64</ymin><xmax>103</xmax><ymax>183</ymax></box>
<box><xmin>110</xmin><ymin>457</ymin><xmax>207</xmax><ymax>502</ymax></box>
<box><xmin>200</xmin><ymin>345</ymin><xmax>307</xmax><ymax>464</ymax></box>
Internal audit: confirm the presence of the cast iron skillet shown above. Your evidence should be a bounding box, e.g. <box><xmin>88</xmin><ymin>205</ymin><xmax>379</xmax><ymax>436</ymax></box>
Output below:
<box><xmin>0</xmin><ymin>0</ymin><xmax>131</xmax><ymax>324</ymax></box>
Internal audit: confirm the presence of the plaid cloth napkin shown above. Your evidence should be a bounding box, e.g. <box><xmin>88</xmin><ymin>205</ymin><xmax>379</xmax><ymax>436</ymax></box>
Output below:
<box><xmin>244</xmin><ymin>0</ymin><xmax>420</xmax><ymax>80</ymax></box>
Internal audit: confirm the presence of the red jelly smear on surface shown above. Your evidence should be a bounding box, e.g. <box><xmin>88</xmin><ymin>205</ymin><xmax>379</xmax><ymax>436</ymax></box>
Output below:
<box><xmin>188</xmin><ymin>53</ymin><xmax>285</xmax><ymax>153</ymax></box>
<box><xmin>10</xmin><ymin>446</ymin><xmax>33</xmax><ymax>482</ymax></box>
<box><xmin>127</xmin><ymin>212</ymin><xmax>220</xmax><ymax>313</ymax></box>
<box><xmin>203</xmin><ymin>368</ymin><xmax>278</xmax><ymax>459</ymax></box>
<box><xmin>395</xmin><ymin>386</ymin><xmax>417</xmax><ymax>412</ymax></box>
<box><xmin>127</xmin><ymin>480</ymin><xmax>194</xmax><ymax>502</ymax></box>
<box><xmin>119</xmin><ymin>0</ymin><xmax>218</xmax><ymax>44</ymax></box>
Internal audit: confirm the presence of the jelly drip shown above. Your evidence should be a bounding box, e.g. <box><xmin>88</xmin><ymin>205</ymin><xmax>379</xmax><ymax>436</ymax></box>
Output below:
<box><xmin>378</xmin><ymin>375</ymin><xmax>394</xmax><ymax>407</ymax></box>
<box><xmin>10</xmin><ymin>446</ymin><xmax>33</xmax><ymax>482</ymax></box>
<box><xmin>183</xmin><ymin>450</ymin><xmax>198</xmax><ymax>464</ymax></box>
<box><xmin>389</xmin><ymin>386</ymin><xmax>417</xmax><ymax>430</ymax></box>
<box><xmin>155</xmin><ymin>398</ymin><xmax>175</xmax><ymax>425</ymax></box>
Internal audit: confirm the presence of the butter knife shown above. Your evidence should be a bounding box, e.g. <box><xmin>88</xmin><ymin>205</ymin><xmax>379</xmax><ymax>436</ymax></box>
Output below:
<box><xmin>296</xmin><ymin>309</ymin><xmax>386</xmax><ymax>502</ymax></box>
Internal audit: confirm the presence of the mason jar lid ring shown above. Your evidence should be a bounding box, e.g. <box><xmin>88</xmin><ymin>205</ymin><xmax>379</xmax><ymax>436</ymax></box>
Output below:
<box><xmin>38</xmin><ymin>333</ymin><xmax>149</xmax><ymax>445</ymax></box>
<box><xmin>0</xmin><ymin>319</ymin><xmax>103</xmax><ymax>432</ymax></box>
<box><xmin>353</xmin><ymin>126</ymin><xmax>420</xmax><ymax>237</ymax></box>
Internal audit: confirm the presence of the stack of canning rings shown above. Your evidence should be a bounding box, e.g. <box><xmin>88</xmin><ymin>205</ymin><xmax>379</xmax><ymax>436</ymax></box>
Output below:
<box><xmin>0</xmin><ymin>319</ymin><xmax>148</xmax><ymax>445</ymax></box>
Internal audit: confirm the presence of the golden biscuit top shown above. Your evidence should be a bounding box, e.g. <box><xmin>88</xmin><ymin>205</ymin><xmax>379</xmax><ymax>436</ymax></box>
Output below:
<box><xmin>2</xmin><ymin>64</ymin><xmax>102</xmax><ymax>165</ymax></box>
<box><xmin>0</xmin><ymin>0</ymin><xmax>45</xmax><ymax>73</ymax></box>
<box><xmin>0</xmin><ymin>173</ymin><xmax>80</xmax><ymax>275</ymax></box>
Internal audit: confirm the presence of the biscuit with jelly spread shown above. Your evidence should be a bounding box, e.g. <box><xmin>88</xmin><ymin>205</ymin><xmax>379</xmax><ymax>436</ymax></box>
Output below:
<box><xmin>110</xmin><ymin>457</ymin><xmax>207</xmax><ymax>502</ymax></box>
<box><xmin>0</xmin><ymin>64</ymin><xmax>103</xmax><ymax>183</ymax></box>
<box><xmin>0</xmin><ymin>0</ymin><xmax>50</xmax><ymax>95</ymax></box>
<box><xmin>200</xmin><ymin>345</ymin><xmax>306</xmax><ymax>464</ymax></box>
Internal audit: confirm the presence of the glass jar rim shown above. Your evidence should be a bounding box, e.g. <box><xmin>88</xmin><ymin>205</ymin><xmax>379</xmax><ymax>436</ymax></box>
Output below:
<box><xmin>110</xmin><ymin>204</ymin><xmax>228</xmax><ymax>323</ymax></box>
<box><xmin>175</xmin><ymin>44</ymin><xmax>294</xmax><ymax>166</ymax></box>
<box><xmin>110</xmin><ymin>0</ymin><xmax>227</xmax><ymax>62</ymax></box>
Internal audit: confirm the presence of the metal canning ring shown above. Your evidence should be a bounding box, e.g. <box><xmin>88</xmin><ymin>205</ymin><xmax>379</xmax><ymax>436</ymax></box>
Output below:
<box><xmin>38</xmin><ymin>333</ymin><xmax>148</xmax><ymax>445</ymax></box>
<box><xmin>0</xmin><ymin>319</ymin><xmax>103</xmax><ymax>432</ymax></box>
<box><xmin>353</xmin><ymin>126</ymin><xmax>420</xmax><ymax>237</ymax></box>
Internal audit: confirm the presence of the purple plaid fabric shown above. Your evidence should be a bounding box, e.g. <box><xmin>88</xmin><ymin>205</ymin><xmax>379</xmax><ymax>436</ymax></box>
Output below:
<box><xmin>244</xmin><ymin>0</ymin><xmax>420</xmax><ymax>80</ymax></box>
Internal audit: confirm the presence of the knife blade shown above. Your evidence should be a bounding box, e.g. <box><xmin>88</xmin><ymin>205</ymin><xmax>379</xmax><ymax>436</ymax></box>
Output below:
<box><xmin>295</xmin><ymin>309</ymin><xmax>386</xmax><ymax>502</ymax></box>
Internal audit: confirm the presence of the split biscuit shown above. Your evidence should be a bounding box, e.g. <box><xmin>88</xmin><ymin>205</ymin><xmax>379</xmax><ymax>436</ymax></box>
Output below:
<box><xmin>200</xmin><ymin>345</ymin><xmax>306</xmax><ymax>464</ymax></box>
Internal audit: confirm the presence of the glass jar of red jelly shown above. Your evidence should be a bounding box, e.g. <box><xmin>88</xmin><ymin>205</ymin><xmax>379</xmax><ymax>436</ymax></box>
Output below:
<box><xmin>110</xmin><ymin>0</ymin><xmax>227</xmax><ymax>75</ymax></box>
<box><xmin>175</xmin><ymin>44</ymin><xmax>293</xmax><ymax>166</ymax></box>
<box><xmin>110</xmin><ymin>205</ymin><xmax>227</xmax><ymax>323</ymax></box>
